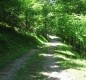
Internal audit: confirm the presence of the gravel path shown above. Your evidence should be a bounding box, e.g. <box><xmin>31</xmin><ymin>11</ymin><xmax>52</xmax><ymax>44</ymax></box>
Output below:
<box><xmin>41</xmin><ymin>47</ymin><xmax>61</xmax><ymax>80</ymax></box>
<box><xmin>40</xmin><ymin>38</ymin><xmax>61</xmax><ymax>80</ymax></box>
<box><xmin>40</xmin><ymin>36</ymin><xmax>86</xmax><ymax>80</ymax></box>
<box><xmin>0</xmin><ymin>35</ymin><xmax>86</xmax><ymax>80</ymax></box>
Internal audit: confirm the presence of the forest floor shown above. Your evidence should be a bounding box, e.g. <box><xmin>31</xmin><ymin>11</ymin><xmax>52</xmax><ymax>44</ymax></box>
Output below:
<box><xmin>0</xmin><ymin>35</ymin><xmax>86</xmax><ymax>80</ymax></box>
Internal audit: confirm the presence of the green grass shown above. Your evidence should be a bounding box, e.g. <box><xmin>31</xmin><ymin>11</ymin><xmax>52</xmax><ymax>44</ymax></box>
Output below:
<box><xmin>53</xmin><ymin>42</ymin><xmax>86</xmax><ymax>80</ymax></box>
<box><xmin>34</xmin><ymin>35</ymin><xmax>48</xmax><ymax>44</ymax></box>
<box><xmin>0</xmin><ymin>26</ymin><xmax>43</xmax><ymax>68</ymax></box>
<box><xmin>37</xmin><ymin>35</ymin><xmax>48</xmax><ymax>42</ymax></box>
<box><xmin>54</xmin><ymin>43</ymin><xmax>86</xmax><ymax>70</ymax></box>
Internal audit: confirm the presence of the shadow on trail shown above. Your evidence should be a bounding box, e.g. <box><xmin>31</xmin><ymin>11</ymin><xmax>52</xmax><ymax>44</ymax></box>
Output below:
<box><xmin>12</xmin><ymin>35</ymin><xmax>86</xmax><ymax>80</ymax></box>
<box><xmin>38</xmin><ymin>35</ymin><xmax>86</xmax><ymax>80</ymax></box>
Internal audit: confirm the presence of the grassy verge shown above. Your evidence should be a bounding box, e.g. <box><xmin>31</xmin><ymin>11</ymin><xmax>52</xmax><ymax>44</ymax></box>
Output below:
<box><xmin>37</xmin><ymin>35</ymin><xmax>48</xmax><ymax>42</ymax></box>
<box><xmin>53</xmin><ymin>42</ymin><xmax>86</xmax><ymax>80</ymax></box>
<box><xmin>54</xmin><ymin>42</ymin><xmax>86</xmax><ymax>70</ymax></box>
<box><xmin>34</xmin><ymin>34</ymin><xmax>48</xmax><ymax>44</ymax></box>
<box><xmin>0</xmin><ymin>26</ymin><xmax>43</xmax><ymax>68</ymax></box>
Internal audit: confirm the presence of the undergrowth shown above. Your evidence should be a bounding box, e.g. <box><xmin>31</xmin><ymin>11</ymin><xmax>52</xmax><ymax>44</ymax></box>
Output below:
<box><xmin>0</xmin><ymin>26</ymin><xmax>45</xmax><ymax>68</ymax></box>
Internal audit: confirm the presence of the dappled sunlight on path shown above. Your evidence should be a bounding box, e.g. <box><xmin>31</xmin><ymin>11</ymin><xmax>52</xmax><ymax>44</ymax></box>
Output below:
<box><xmin>48</xmin><ymin>35</ymin><xmax>60</xmax><ymax>39</ymax></box>
<box><xmin>44</xmin><ymin>35</ymin><xmax>63</xmax><ymax>47</ymax></box>
<box><xmin>39</xmin><ymin>53</ymin><xmax>61</xmax><ymax>80</ymax></box>
<box><xmin>1</xmin><ymin>35</ymin><xmax>86</xmax><ymax>80</ymax></box>
<box><xmin>39</xmin><ymin>53</ymin><xmax>73</xmax><ymax>80</ymax></box>
<box><xmin>39</xmin><ymin>35</ymin><xmax>65</xmax><ymax>80</ymax></box>
<box><xmin>44</xmin><ymin>42</ymin><xmax>63</xmax><ymax>46</ymax></box>
<box><xmin>39</xmin><ymin>35</ymin><xmax>86</xmax><ymax>80</ymax></box>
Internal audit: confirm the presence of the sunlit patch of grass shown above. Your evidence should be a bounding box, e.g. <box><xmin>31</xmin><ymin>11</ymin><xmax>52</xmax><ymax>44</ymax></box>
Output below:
<box><xmin>71</xmin><ymin>59</ymin><xmax>86</xmax><ymax>70</ymax></box>
<box><xmin>37</xmin><ymin>35</ymin><xmax>48</xmax><ymax>42</ymax></box>
<box><xmin>55</xmin><ymin>50</ymin><xmax>75</xmax><ymax>56</ymax></box>
<box><xmin>34</xmin><ymin>35</ymin><xmax>48</xmax><ymax>44</ymax></box>
<box><xmin>54</xmin><ymin>42</ymin><xmax>86</xmax><ymax>70</ymax></box>
<box><xmin>54</xmin><ymin>53</ymin><xmax>86</xmax><ymax>70</ymax></box>
<box><xmin>54</xmin><ymin>53</ymin><xmax>70</xmax><ymax>61</ymax></box>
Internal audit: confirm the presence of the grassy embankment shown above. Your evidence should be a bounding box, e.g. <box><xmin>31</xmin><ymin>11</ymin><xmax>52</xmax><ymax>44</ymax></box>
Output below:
<box><xmin>0</xmin><ymin>25</ymin><xmax>47</xmax><ymax>68</ymax></box>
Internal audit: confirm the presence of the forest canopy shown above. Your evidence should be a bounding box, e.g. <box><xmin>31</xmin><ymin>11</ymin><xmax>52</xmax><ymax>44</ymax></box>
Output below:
<box><xmin>0</xmin><ymin>0</ymin><xmax>86</xmax><ymax>58</ymax></box>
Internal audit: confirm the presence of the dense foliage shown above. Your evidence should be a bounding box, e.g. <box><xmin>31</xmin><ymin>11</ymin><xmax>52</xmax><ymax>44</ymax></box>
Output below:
<box><xmin>0</xmin><ymin>0</ymin><xmax>86</xmax><ymax>59</ymax></box>
<box><xmin>56</xmin><ymin>0</ymin><xmax>86</xmax><ymax>58</ymax></box>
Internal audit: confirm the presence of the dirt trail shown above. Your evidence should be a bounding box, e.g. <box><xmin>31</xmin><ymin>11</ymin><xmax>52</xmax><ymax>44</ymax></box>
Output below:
<box><xmin>0</xmin><ymin>49</ymin><xmax>38</xmax><ymax>80</ymax></box>
<box><xmin>41</xmin><ymin>35</ymin><xmax>86</xmax><ymax>80</ymax></box>
<box><xmin>40</xmin><ymin>36</ymin><xmax>64</xmax><ymax>80</ymax></box>
<box><xmin>0</xmin><ymin>36</ymin><xmax>63</xmax><ymax>80</ymax></box>
<box><xmin>0</xmin><ymin>36</ymin><xmax>60</xmax><ymax>80</ymax></box>
<box><xmin>42</xmin><ymin>46</ymin><xmax>61</xmax><ymax>80</ymax></box>
<box><xmin>0</xmin><ymin>35</ymin><xmax>86</xmax><ymax>80</ymax></box>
